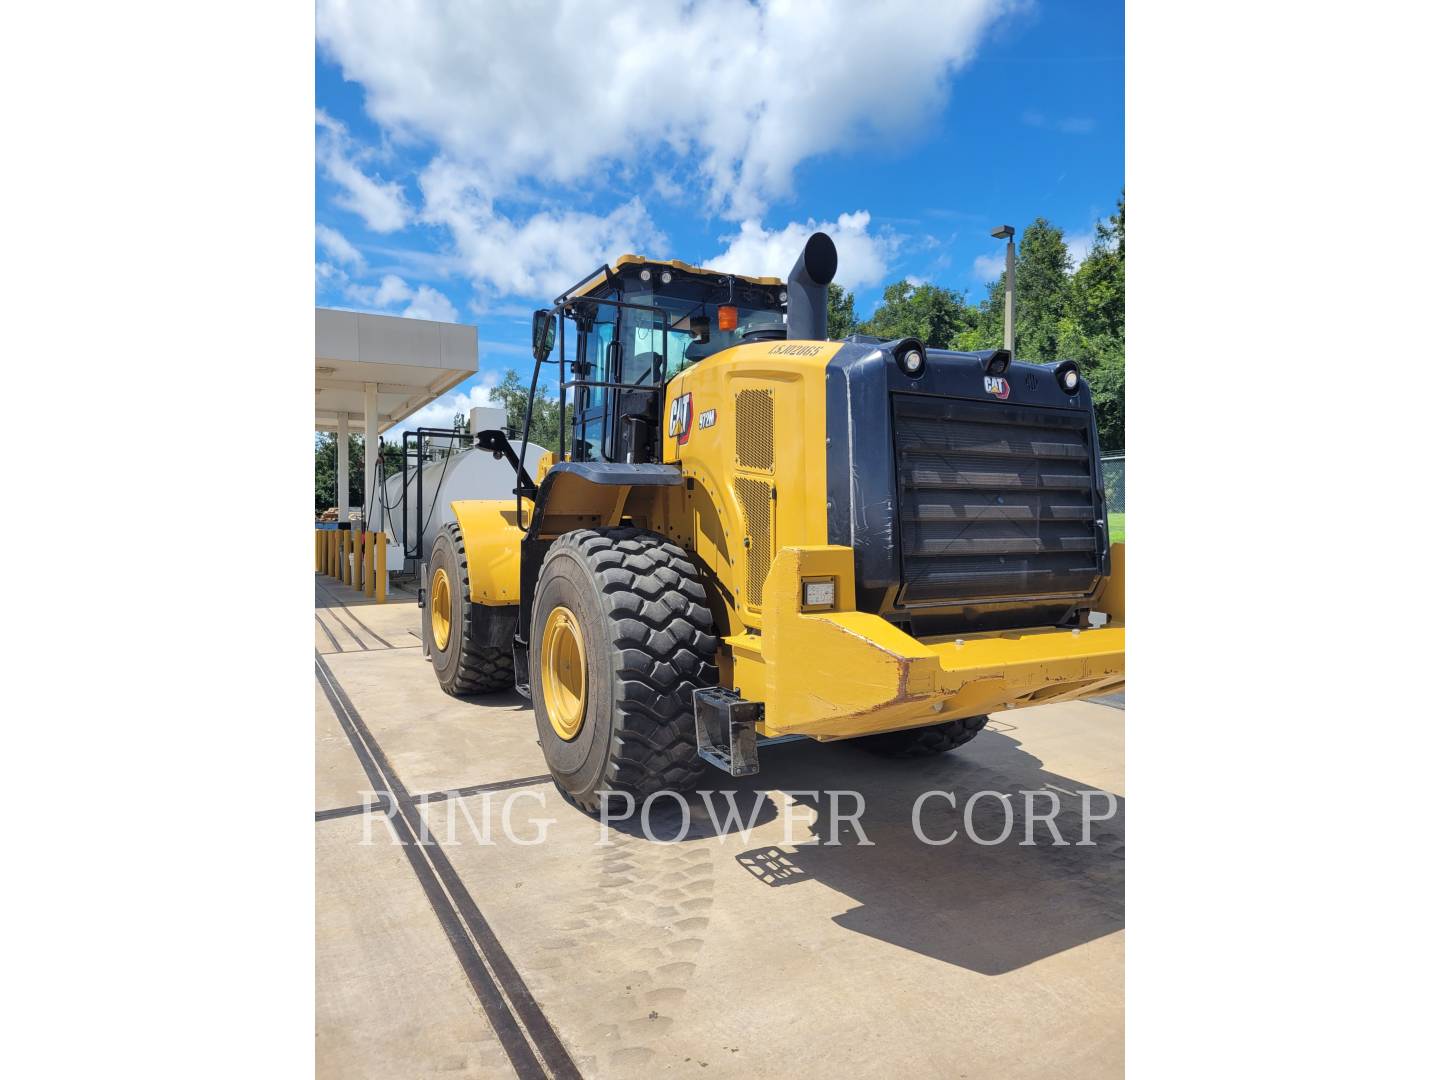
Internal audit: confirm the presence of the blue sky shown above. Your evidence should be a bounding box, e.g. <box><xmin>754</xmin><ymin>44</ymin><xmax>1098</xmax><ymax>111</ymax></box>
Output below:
<box><xmin>315</xmin><ymin>1</ymin><xmax>1123</xmax><ymax>428</ymax></box>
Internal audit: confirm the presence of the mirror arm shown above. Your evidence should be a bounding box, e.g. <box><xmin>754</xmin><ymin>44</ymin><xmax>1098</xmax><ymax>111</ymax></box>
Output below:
<box><xmin>515</xmin><ymin>351</ymin><xmax>544</xmax><ymax>518</ymax></box>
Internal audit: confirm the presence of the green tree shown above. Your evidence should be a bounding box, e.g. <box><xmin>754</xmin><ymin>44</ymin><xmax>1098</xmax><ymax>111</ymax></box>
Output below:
<box><xmin>1011</xmin><ymin>218</ymin><xmax>1073</xmax><ymax>362</ymax></box>
<box><xmin>963</xmin><ymin>198</ymin><xmax>1125</xmax><ymax>450</ymax></box>
<box><xmin>488</xmin><ymin>369</ymin><xmax>573</xmax><ymax>451</ymax></box>
<box><xmin>827</xmin><ymin>282</ymin><xmax>858</xmax><ymax>339</ymax></box>
<box><xmin>314</xmin><ymin>432</ymin><xmax>410</xmax><ymax>515</ymax></box>
<box><xmin>1061</xmin><ymin>197</ymin><xmax>1124</xmax><ymax>355</ymax></box>
<box><xmin>1059</xmin><ymin>194</ymin><xmax>1125</xmax><ymax>450</ymax></box>
<box><xmin>859</xmin><ymin>280</ymin><xmax>978</xmax><ymax>348</ymax></box>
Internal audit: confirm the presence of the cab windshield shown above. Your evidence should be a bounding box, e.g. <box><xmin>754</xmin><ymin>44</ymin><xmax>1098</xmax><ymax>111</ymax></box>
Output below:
<box><xmin>618</xmin><ymin>294</ymin><xmax>785</xmax><ymax>382</ymax></box>
<box><xmin>560</xmin><ymin>267</ymin><xmax>785</xmax><ymax>462</ymax></box>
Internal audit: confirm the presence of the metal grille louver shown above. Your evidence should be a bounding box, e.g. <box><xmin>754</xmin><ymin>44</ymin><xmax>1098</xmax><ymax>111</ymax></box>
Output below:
<box><xmin>735</xmin><ymin>388</ymin><xmax>775</xmax><ymax>472</ymax></box>
<box><xmin>734</xmin><ymin>476</ymin><xmax>773</xmax><ymax>608</ymax></box>
<box><xmin>891</xmin><ymin>393</ymin><xmax>1103</xmax><ymax>605</ymax></box>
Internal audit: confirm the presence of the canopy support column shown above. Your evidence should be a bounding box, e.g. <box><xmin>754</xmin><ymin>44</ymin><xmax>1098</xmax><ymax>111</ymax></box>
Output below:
<box><xmin>363</xmin><ymin>383</ymin><xmax>378</xmax><ymax>530</ymax></box>
<box><xmin>336</xmin><ymin>412</ymin><xmax>350</xmax><ymax>523</ymax></box>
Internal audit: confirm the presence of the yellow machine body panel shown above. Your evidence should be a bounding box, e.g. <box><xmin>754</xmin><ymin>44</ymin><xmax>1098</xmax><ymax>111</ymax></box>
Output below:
<box><xmin>450</xmin><ymin>499</ymin><xmax>527</xmax><ymax>605</ymax></box>
<box><xmin>520</xmin><ymin>338</ymin><xmax>1125</xmax><ymax>740</ymax></box>
<box><xmin>1094</xmin><ymin>541</ymin><xmax>1124</xmax><ymax>622</ymax></box>
<box><xmin>453</xmin><ymin>336</ymin><xmax>1124</xmax><ymax>742</ymax></box>
<box><xmin>740</xmin><ymin>545</ymin><xmax>1123</xmax><ymax>740</ymax></box>
<box><xmin>659</xmin><ymin>339</ymin><xmax>842</xmax><ymax>633</ymax></box>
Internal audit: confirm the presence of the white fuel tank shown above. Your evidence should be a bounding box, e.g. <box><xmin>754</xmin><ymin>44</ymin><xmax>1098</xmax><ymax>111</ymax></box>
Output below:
<box><xmin>367</xmin><ymin>436</ymin><xmax>544</xmax><ymax>568</ymax></box>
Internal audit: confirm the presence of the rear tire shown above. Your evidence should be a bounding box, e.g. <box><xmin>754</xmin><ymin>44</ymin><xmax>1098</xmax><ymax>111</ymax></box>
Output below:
<box><xmin>854</xmin><ymin>715</ymin><xmax>989</xmax><ymax>757</ymax></box>
<box><xmin>427</xmin><ymin>522</ymin><xmax>514</xmax><ymax>696</ymax></box>
<box><xmin>531</xmin><ymin>528</ymin><xmax>717</xmax><ymax>816</ymax></box>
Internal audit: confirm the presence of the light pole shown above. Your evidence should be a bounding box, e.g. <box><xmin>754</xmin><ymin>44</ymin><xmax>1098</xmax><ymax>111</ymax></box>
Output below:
<box><xmin>991</xmin><ymin>224</ymin><xmax>1015</xmax><ymax>353</ymax></box>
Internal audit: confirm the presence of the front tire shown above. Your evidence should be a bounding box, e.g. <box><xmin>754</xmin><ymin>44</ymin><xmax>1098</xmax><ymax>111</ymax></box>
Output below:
<box><xmin>531</xmin><ymin>528</ymin><xmax>717</xmax><ymax>815</ymax></box>
<box><xmin>427</xmin><ymin>522</ymin><xmax>514</xmax><ymax>696</ymax></box>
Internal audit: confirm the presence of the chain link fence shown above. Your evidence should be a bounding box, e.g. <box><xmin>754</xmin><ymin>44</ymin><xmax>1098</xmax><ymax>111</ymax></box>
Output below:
<box><xmin>1102</xmin><ymin>452</ymin><xmax>1125</xmax><ymax>541</ymax></box>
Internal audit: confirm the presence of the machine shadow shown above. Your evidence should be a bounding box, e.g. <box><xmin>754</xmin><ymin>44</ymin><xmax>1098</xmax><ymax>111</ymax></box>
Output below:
<box><xmin>671</xmin><ymin>728</ymin><xmax>1124</xmax><ymax>976</ymax></box>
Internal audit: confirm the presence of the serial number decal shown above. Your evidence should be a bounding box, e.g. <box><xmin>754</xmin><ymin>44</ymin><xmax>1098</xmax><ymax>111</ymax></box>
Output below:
<box><xmin>697</xmin><ymin>408</ymin><xmax>717</xmax><ymax>430</ymax></box>
<box><xmin>767</xmin><ymin>343</ymin><xmax>825</xmax><ymax>356</ymax></box>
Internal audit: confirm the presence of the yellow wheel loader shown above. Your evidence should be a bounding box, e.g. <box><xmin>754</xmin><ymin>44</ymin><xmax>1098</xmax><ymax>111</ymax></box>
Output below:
<box><xmin>422</xmin><ymin>232</ymin><xmax>1124</xmax><ymax>814</ymax></box>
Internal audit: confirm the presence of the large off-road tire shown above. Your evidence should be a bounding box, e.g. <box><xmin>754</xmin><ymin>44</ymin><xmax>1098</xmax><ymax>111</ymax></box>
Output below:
<box><xmin>427</xmin><ymin>522</ymin><xmax>514</xmax><ymax>696</ymax></box>
<box><xmin>853</xmin><ymin>715</ymin><xmax>990</xmax><ymax>758</ymax></box>
<box><xmin>530</xmin><ymin>527</ymin><xmax>717</xmax><ymax>816</ymax></box>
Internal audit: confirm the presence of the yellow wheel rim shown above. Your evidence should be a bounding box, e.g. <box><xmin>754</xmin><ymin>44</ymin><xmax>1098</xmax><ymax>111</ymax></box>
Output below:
<box><xmin>541</xmin><ymin>605</ymin><xmax>587</xmax><ymax>741</ymax></box>
<box><xmin>430</xmin><ymin>566</ymin><xmax>452</xmax><ymax>652</ymax></box>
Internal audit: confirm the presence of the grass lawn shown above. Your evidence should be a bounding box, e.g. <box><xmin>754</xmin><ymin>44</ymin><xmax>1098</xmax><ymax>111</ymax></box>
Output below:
<box><xmin>1108</xmin><ymin>512</ymin><xmax>1125</xmax><ymax>543</ymax></box>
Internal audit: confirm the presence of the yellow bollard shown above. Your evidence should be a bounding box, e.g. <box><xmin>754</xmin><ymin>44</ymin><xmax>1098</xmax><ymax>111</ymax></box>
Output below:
<box><xmin>358</xmin><ymin>531</ymin><xmax>368</xmax><ymax>596</ymax></box>
<box><xmin>352</xmin><ymin>528</ymin><xmax>362</xmax><ymax>589</ymax></box>
<box><xmin>344</xmin><ymin>530</ymin><xmax>354</xmax><ymax>586</ymax></box>
<box><xmin>331</xmin><ymin>531</ymin><xmax>340</xmax><ymax>579</ymax></box>
<box><xmin>315</xmin><ymin>529</ymin><xmax>322</xmax><ymax>572</ymax></box>
<box><xmin>374</xmin><ymin>531</ymin><xmax>387</xmax><ymax>604</ymax></box>
<box><xmin>326</xmin><ymin>530</ymin><xmax>333</xmax><ymax>576</ymax></box>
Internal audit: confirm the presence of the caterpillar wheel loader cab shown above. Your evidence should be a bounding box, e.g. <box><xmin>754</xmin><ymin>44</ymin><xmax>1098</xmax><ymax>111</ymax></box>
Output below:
<box><xmin>424</xmin><ymin>231</ymin><xmax>1125</xmax><ymax>815</ymax></box>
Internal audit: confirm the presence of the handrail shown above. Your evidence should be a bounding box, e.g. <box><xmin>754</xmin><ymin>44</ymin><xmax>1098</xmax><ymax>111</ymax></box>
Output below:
<box><xmin>516</xmin><ymin>294</ymin><xmax>679</xmax><ymax>517</ymax></box>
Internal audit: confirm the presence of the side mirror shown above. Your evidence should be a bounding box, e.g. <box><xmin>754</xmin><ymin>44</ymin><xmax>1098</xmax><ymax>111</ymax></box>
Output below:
<box><xmin>531</xmin><ymin>309</ymin><xmax>556</xmax><ymax>361</ymax></box>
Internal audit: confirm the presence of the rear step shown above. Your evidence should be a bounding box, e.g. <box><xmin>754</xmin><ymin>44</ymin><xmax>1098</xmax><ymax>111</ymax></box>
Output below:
<box><xmin>692</xmin><ymin>688</ymin><xmax>762</xmax><ymax>776</ymax></box>
<box><xmin>512</xmin><ymin>639</ymin><xmax>531</xmax><ymax>699</ymax></box>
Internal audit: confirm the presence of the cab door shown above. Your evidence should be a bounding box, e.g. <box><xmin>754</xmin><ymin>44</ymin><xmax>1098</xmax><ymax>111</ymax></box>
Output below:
<box><xmin>572</xmin><ymin>308</ymin><xmax>616</xmax><ymax>462</ymax></box>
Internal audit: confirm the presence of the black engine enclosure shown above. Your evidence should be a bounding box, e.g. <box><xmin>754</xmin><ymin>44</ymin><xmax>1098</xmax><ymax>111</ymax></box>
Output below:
<box><xmin>824</xmin><ymin>342</ymin><xmax>1111</xmax><ymax>635</ymax></box>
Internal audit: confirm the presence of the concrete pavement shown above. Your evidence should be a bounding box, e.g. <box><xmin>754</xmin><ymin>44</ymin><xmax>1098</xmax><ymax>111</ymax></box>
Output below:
<box><xmin>315</xmin><ymin>574</ymin><xmax>1124</xmax><ymax>1078</ymax></box>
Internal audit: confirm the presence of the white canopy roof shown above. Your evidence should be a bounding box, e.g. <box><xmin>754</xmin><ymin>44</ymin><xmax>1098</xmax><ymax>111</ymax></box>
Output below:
<box><xmin>315</xmin><ymin>308</ymin><xmax>476</xmax><ymax>433</ymax></box>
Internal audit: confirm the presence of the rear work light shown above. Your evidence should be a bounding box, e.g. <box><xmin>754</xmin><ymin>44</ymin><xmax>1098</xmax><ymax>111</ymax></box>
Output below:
<box><xmin>893</xmin><ymin>337</ymin><xmax>926</xmax><ymax>378</ymax></box>
<box><xmin>983</xmin><ymin>349</ymin><xmax>1011</xmax><ymax>375</ymax></box>
<box><xmin>1055</xmin><ymin>360</ymin><xmax>1081</xmax><ymax>394</ymax></box>
<box><xmin>801</xmin><ymin>578</ymin><xmax>837</xmax><ymax>610</ymax></box>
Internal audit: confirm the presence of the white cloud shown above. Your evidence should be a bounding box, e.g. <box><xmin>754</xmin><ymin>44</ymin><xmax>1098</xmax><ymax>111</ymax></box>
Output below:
<box><xmin>316</xmin><ymin>111</ymin><xmax>410</xmax><ymax>233</ymax></box>
<box><xmin>706</xmin><ymin>210</ymin><xmax>895</xmax><ymax>290</ymax></box>
<box><xmin>316</xmin><ymin>260</ymin><xmax>347</xmax><ymax>290</ymax></box>
<box><xmin>316</xmin><ymin>224</ymin><xmax>363</xmax><ymax>266</ymax></box>
<box><xmin>394</xmin><ymin>376</ymin><xmax>505</xmax><ymax>431</ymax></box>
<box><xmin>905</xmin><ymin>275</ymin><xmax>929</xmax><ymax>288</ymax></box>
<box><xmin>420</xmin><ymin>159</ymin><xmax>666</xmax><ymax>298</ymax></box>
<box><xmin>1064</xmin><ymin>231</ymin><xmax>1093</xmax><ymax>270</ymax></box>
<box><xmin>972</xmin><ymin>251</ymin><xmax>1006</xmax><ymax>280</ymax></box>
<box><xmin>399</xmin><ymin>285</ymin><xmax>459</xmax><ymax>323</ymax></box>
<box><xmin>371</xmin><ymin>274</ymin><xmax>410</xmax><ymax>308</ymax></box>
<box><xmin>343</xmin><ymin>273</ymin><xmax>460</xmax><ymax>323</ymax></box>
<box><xmin>317</xmin><ymin>1</ymin><xmax>1014</xmax><ymax>220</ymax></box>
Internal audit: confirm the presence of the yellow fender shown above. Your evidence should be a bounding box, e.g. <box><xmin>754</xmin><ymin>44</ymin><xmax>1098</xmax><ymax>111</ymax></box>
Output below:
<box><xmin>450</xmin><ymin>499</ymin><xmax>527</xmax><ymax>605</ymax></box>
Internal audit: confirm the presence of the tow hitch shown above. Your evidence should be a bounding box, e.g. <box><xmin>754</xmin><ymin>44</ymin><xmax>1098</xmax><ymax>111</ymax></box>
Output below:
<box><xmin>692</xmin><ymin>688</ymin><xmax>761</xmax><ymax>777</ymax></box>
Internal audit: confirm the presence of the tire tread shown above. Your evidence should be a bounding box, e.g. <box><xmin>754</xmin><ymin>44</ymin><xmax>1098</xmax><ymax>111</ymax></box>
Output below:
<box><xmin>537</xmin><ymin>527</ymin><xmax>716</xmax><ymax>813</ymax></box>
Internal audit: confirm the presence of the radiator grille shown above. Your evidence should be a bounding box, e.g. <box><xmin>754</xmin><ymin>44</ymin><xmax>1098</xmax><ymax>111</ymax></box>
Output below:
<box><xmin>891</xmin><ymin>393</ymin><xmax>1103</xmax><ymax>605</ymax></box>
<box><xmin>734</xmin><ymin>476</ymin><xmax>773</xmax><ymax>607</ymax></box>
<box><xmin>735</xmin><ymin>388</ymin><xmax>775</xmax><ymax>472</ymax></box>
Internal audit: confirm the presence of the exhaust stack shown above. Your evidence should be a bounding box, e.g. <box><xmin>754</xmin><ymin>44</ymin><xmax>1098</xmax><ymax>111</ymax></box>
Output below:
<box><xmin>785</xmin><ymin>232</ymin><xmax>838</xmax><ymax>340</ymax></box>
